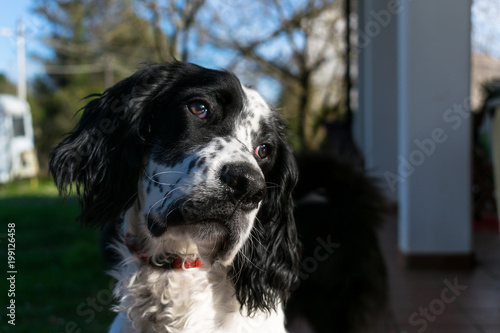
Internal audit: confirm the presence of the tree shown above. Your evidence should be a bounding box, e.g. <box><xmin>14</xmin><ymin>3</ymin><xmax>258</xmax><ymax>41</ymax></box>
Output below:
<box><xmin>0</xmin><ymin>73</ymin><xmax>17</xmax><ymax>95</ymax></box>
<box><xmin>203</xmin><ymin>0</ymin><xmax>347</xmax><ymax>151</ymax></box>
<box><xmin>139</xmin><ymin>0</ymin><xmax>206</xmax><ymax>61</ymax></box>
<box><xmin>32</xmin><ymin>0</ymin><xmax>163</xmax><ymax>169</ymax></box>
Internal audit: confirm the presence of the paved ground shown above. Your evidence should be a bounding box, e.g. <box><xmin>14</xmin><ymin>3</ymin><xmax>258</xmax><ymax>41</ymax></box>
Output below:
<box><xmin>382</xmin><ymin>214</ymin><xmax>500</xmax><ymax>333</ymax></box>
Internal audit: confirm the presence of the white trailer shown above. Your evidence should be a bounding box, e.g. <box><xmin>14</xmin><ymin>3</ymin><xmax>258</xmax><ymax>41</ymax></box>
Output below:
<box><xmin>0</xmin><ymin>94</ymin><xmax>38</xmax><ymax>183</ymax></box>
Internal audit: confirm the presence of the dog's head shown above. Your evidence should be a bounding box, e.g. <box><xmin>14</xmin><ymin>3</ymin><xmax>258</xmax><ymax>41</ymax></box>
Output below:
<box><xmin>50</xmin><ymin>62</ymin><xmax>300</xmax><ymax>313</ymax></box>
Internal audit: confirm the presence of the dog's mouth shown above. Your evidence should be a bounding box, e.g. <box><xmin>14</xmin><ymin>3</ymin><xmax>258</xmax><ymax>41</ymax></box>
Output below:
<box><xmin>147</xmin><ymin>205</ymin><xmax>231</xmax><ymax>238</ymax></box>
<box><xmin>146</xmin><ymin>208</ymin><xmax>235</xmax><ymax>260</ymax></box>
<box><xmin>144</xmin><ymin>199</ymin><xmax>255</xmax><ymax>264</ymax></box>
<box><xmin>147</xmin><ymin>207</ymin><xmax>184</xmax><ymax>237</ymax></box>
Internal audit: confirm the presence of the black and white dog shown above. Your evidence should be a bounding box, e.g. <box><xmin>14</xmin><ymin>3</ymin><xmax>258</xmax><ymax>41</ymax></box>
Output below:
<box><xmin>50</xmin><ymin>62</ymin><xmax>300</xmax><ymax>332</ymax></box>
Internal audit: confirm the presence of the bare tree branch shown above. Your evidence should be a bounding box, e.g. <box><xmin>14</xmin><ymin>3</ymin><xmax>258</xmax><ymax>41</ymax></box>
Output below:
<box><xmin>203</xmin><ymin>0</ymin><xmax>343</xmax><ymax>149</ymax></box>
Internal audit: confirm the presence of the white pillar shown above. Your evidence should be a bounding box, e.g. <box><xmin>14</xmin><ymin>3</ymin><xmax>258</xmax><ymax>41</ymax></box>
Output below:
<box><xmin>397</xmin><ymin>0</ymin><xmax>472</xmax><ymax>258</ymax></box>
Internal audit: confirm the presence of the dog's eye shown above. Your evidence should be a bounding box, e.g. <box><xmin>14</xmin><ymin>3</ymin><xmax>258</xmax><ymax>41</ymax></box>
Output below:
<box><xmin>187</xmin><ymin>102</ymin><xmax>209</xmax><ymax>119</ymax></box>
<box><xmin>255</xmin><ymin>144</ymin><xmax>272</xmax><ymax>159</ymax></box>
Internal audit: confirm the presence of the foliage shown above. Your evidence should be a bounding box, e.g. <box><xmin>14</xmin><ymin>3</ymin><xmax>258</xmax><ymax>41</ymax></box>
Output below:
<box><xmin>31</xmin><ymin>0</ymin><xmax>164</xmax><ymax>170</ymax></box>
<box><xmin>0</xmin><ymin>73</ymin><xmax>17</xmax><ymax>95</ymax></box>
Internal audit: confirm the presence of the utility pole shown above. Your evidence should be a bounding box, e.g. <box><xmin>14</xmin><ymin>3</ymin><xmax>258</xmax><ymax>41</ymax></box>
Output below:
<box><xmin>344</xmin><ymin>0</ymin><xmax>351</xmax><ymax>120</ymax></box>
<box><xmin>17</xmin><ymin>20</ymin><xmax>27</xmax><ymax>101</ymax></box>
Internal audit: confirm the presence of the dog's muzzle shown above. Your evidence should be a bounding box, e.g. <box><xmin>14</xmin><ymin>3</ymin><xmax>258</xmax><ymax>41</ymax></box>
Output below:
<box><xmin>147</xmin><ymin>162</ymin><xmax>266</xmax><ymax>237</ymax></box>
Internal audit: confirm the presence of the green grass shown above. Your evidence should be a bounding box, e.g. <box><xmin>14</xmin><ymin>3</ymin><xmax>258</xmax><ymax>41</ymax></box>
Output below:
<box><xmin>0</xmin><ymin>178</ymin><xmax>115</xmax><ymax>332</ymax></box>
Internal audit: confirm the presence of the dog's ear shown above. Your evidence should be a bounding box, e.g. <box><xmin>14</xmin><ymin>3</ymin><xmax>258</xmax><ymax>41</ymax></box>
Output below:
<box><xmin>49</xmin><ymin>64</ymin><xmax>173</xmax><ymax>227</ymax></box>
<box><xmin>231</xmin><ymin>117</ymin><xmax>300</xmax><ymax>315</ymax></box>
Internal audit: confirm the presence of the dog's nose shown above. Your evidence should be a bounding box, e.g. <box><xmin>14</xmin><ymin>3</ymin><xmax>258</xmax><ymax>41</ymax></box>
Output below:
<box><xmin>220</xmin><ymin>164</ymin><xmax>266</xmax><ymax>209</ymax></box>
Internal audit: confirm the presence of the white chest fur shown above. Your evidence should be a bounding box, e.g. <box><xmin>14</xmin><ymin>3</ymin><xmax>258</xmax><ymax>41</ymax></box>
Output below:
<box><xmin>109</xmin><ymin>253</ymin><xmax>287</xmax><ymax>333</ymax></box>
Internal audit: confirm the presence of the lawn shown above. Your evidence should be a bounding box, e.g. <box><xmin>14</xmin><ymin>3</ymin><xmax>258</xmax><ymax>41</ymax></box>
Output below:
<box><xmin>0</xmin><ymin>178</ymin><xmax>115</xmax><ymax>332</ymax></box>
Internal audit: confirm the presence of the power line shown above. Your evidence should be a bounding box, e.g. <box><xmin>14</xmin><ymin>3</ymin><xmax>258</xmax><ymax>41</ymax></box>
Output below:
<box><xmin>44</xmin><ymin>63</ymin><xmax>105</xmax><ymax>75</ymax></box>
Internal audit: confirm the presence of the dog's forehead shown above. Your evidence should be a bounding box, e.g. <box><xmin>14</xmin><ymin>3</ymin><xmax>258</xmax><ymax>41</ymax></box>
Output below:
<box><xmin>242</xmin><ymin>87</ymin><xmax>270</xmax><ymax>115</ymax></box>
<box><xmin>236</xmin><ymin>86</ymin><xmax>273</xmax><ymax>146</ymax></box>
<box><xmin>242</xmin><ymin>86</ymin><xmax>267</xmax><ymax>106</ymax></box>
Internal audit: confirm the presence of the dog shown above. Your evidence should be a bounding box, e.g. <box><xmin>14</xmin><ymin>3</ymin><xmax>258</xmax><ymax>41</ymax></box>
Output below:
<box><xmin>288</xmin><ymin>153</ymin><xmax>388</xmax><ymax>333</ymax></box>
<box><xmin>50</xmin><ymin>62</ymin><xmax>300</xmax><ymax>332</ymax></box>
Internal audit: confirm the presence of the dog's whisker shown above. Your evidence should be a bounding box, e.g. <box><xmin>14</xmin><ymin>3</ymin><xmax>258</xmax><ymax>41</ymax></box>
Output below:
<box><xmin>120</xmin><ymin>192</ymin><xmax>138</xmax><ymax>212</ymax></box>
<box><xmin>248</xmin><ymin>231</ymin><xmax>266</xmax><ymax>252</ymax></box>
<box><xmin>162</xmin><ymin>197</ymin><xmax>187</xmax><ymax>222</ymax></box>
<box><xmin>231</xmin><ymin>255</ymin><xmax>245</xmax><ymax>285</ymax></box>
<box><xmin>146</xmin><ymin>187</ymin><xmax>184</xmax><ymax>221</ymax></box>
<box><xmin>265</xmin><ymin>181</ymin><xmax>283</xmax><ymax>190</ymax></box>
<box><xmin>152</xmin><ymin>170</ymin><xmax>185</xmax><ymax>176</ymax></box>
<box><xmin>238</xmin><ymin>250</ymin><xmax>265</xmax><ymax>272</ymax></box>
<box><xmin>143</xmin><ymin>169</ymin><xmax>192</xmax><ymax>187</ymax></box>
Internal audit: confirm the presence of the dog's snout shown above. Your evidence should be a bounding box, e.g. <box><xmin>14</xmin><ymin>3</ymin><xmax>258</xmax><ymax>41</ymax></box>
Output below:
<box><xmin>220</xmin><ymin>164</ymin><xmax>266</xmax><ymax>209</ymax></box>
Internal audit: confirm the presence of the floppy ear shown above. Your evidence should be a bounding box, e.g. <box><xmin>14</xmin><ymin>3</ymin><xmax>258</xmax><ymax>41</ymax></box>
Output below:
<box><xmin>231</xmin><ymin>116</ymin><xmax>300</xmax><ymax>315</ymax></box>
<box><xmin>49</xmin><ymin>64</ymin><xmax>173</xmax><ymax>227</ymax></box>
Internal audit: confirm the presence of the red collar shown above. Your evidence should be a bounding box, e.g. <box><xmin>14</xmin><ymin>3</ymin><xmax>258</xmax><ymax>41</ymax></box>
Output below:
<box><xmin>125</xmin><ymin>233</ymin><xmax>203</xmax><ymax>270</ymax></box>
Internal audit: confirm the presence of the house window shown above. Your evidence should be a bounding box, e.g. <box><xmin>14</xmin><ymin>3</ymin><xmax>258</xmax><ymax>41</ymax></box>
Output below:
<box><xmin>12</xmin><ymin>116</ymin><xmax>25</xmax><ymax>137</ymax></box>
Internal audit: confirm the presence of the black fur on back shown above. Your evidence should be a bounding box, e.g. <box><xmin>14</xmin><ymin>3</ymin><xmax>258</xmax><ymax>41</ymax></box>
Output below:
<box><xmin>288</xmin><ymin>152</ymin><xmax>388</xmax><ymax>333</ymax></box>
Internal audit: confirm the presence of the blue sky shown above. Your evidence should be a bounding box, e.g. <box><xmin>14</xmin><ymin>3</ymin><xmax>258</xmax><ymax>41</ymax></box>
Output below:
<box><xmin>1</xmin><ymin>0</ymin><xmax>499</xmax><ymax>88</ymax></box>
<box><xmin>0</xmin><ymin>0</ymin><xmax>49</xmax><ymax>82</ymax></box>
<box><xmin>472</xmin><ymin>0</ymin><xmax>500</xmax><ymax>55</ymax></box>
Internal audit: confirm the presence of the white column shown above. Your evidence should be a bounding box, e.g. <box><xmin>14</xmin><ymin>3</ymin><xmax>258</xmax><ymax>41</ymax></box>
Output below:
<box><xmin>397</xmin><ymin>0</ymin><xmax>472</xmax><ymax>255</ymax></box>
